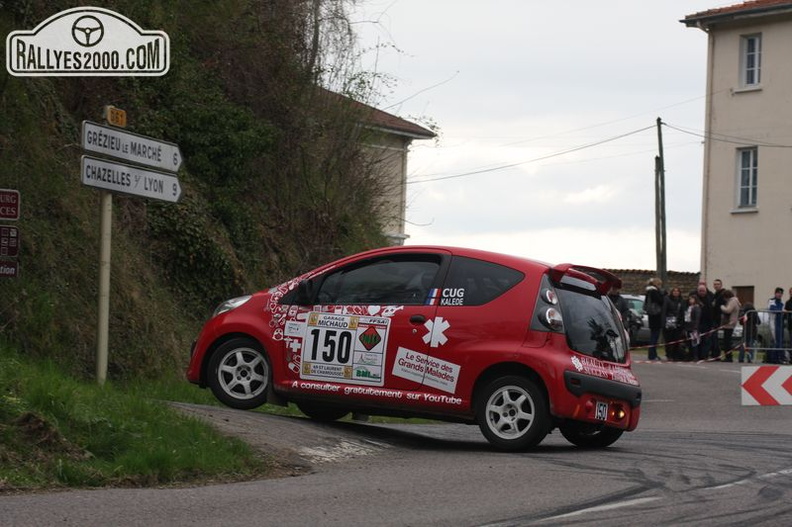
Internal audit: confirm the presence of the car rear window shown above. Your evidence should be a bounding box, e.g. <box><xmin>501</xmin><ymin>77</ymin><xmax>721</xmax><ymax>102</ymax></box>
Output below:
<box><xmin>556</xmin><ymin>288</ymin><xmax>628</xmax><ymax>363</ymax></box>
<box><xmin>441</xmin><ymin>256</ymin><xmax>524</xmax><ymax>306</ymax></box>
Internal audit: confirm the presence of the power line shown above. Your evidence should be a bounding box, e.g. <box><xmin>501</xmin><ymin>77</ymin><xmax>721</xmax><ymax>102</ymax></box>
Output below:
<box><xmin>407</xmin><ymin>124</ymin><xmax>656</xmax><ymax>184</ymax></box>
<box><xmin>663</xmin><ymin>122</ymin><xmax>792</xmax><ymax>148</ymax></box>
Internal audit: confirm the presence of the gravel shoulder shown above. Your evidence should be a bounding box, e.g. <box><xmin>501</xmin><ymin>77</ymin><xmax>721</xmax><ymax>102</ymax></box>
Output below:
<box><xmin>168</xmin><ymin>402</ymin><xmax>393</xmax><ymax>476</ymax></box>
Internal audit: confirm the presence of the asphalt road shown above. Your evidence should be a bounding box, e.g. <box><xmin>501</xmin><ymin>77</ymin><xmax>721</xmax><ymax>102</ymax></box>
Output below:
<box><xmin>3</xmin><ymin>360</ymin><xmax>792</xmax><ymax>526</ymax></box>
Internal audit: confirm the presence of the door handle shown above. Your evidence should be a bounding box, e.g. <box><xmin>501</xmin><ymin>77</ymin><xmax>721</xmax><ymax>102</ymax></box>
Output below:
<box><xmin>409</xmin><ymin>314</ymin><xmax>427</xmax><ymax>324</ymax></box>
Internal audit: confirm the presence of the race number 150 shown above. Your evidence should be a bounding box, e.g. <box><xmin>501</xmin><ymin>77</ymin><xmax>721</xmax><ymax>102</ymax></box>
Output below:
<box><xmin>306</xmin><ymin>328</ymin><xmax>353</xmax><ymax>364</ymax></box>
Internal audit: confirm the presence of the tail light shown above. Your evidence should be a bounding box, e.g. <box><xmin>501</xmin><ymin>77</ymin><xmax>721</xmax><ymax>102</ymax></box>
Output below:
<box><xmin>533</xmin><ymin>281</ymin><xmax>565</xmax><ymax>333</ymax></box>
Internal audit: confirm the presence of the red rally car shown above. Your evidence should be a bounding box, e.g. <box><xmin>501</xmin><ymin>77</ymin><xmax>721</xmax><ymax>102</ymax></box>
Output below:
<box><xmin>186</xmin><ymin>246</ymin><xmax>641</xmax><ymax>451</ymax></box>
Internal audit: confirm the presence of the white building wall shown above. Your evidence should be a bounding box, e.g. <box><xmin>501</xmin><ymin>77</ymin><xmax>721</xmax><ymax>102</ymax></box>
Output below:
<box><xmin>703</xmin><ymin>16</ymin><xmax>792</xmax><ymax>303</ymax></box>
<box><xmin>363</xmin><ymin>133</ymin><xmax>410</xmax><ymax>245</ymax></box>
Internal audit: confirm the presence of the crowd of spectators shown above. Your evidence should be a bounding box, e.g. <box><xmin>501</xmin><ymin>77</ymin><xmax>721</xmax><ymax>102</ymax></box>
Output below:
<box><xmin>609</xmin><ymin>279</ymin><xmax>792</xmax><ymax>364</ymax></box>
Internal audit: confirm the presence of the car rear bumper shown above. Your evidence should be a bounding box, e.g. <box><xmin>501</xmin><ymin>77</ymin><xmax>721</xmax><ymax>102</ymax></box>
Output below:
<box><xmin>561</xmin><ymin>370</ymin><xmax>642</xmax><ymax>430</ymax></box>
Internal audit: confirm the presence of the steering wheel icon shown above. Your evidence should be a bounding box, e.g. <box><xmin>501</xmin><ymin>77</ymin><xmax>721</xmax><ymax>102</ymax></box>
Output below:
<box><xmin>71</xmin><ymin>15</ymin><xmax>104</xmax><ymax>47</ymax></box>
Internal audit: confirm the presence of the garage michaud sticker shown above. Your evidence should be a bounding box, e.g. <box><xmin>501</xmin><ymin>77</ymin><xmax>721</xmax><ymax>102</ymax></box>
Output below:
<box><xmin>300</xmin><ymin>312</ymin><xmax>390</xmax><ymax>386</ymax></box>
<box><xmin>6</xmin><ymin>7</ymin><xmax>169</xmax><ymax>76</ymax></box>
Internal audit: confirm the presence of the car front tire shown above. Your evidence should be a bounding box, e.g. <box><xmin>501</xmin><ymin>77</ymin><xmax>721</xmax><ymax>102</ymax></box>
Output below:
<box><xmin>207</xmin><ymin>338</ymin><xmax>270</xmax><ymax>410</ymax></box>
<box><xmin>476</xmin><ymin>375</ymin><xmax>550</xmax><ymax>451</ymax></box>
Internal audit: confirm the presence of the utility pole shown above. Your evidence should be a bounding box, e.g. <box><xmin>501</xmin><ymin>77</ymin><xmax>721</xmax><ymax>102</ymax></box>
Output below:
<box><xmin>655</xmin><ymin>117</ymin><xmax>668</xmax><ymax>286</ymax></box>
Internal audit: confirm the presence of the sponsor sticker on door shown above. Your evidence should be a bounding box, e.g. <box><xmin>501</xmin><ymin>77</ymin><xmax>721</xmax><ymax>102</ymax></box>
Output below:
<box><xmin>300</xmin><ymin>313</ymin><xmax>390</xmax><ymax>386</ymax></box>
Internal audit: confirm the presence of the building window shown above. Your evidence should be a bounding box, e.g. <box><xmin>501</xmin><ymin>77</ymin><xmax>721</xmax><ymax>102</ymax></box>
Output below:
<box><xmin>741</xmin><ymin>34</ymin><xmax>762</xmax><ymax>87</ymax></box>
<box><xmin>737</xmin><ymin>147</ymin><xmax>758</xmax><ymax>208</ymax></box>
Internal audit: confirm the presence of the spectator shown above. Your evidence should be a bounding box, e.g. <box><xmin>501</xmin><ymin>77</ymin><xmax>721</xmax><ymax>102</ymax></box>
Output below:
<box><xmin>739</xmin><ymin>302</ymin><xmax>759</xmax><ymax>363</ymax></box>
<box><xmin>711</xmin><ymin>279</ymin><xmax>726</xmax><ymax>360</ymax></box>
<box><xmin>696</xmin><ymin>283</ymin><xmax>715</xmax><ymax>361</ymax></box>
<box><xmin>645</xmin><ymin>278</ymin><xmax>665</xmax><ymax>361</ymax></box>
<box><xmin>785</xmin><ymin>287</ymin><xmax>792</xmax><ymax>356</ymax></box>
<box><xmin>689</xmin><ymin>279</ymin><xmax>707</xmax><ymax>298</ymax></box>
<box><xmin>607</xmin><ymin>285</ymin><xmax>630</xmax><ymax>326</ymax></box>
<box><xmin>684</xmin><ymin>293</ymin><xmax>702</xmax><ymax>361</ymax></box>
<box><xmin>663</xmin><ymin>287</ymin><xmax>685</xmax><ymax>361</ymax></box>
<box><xmin>767</xmin><ymin>287</ymin><xmax>785</xmax><ymax>364</ymax></box>
<box><xmin>719</xmin><ymin>289</ymin><xmax>740</xmax><ymax>362</ymax></box>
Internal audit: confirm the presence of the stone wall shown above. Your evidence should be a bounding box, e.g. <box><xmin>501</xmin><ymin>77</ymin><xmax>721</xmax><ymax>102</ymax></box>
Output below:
<box><xmin>608</xmin><ymin>269</ymin><xmax>701</xmax><ymax>296</ymax></box>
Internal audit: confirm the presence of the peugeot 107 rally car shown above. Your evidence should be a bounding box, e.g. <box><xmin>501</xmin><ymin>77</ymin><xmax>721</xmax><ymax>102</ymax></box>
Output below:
<box><xmin>186</xmin><ymin>246</ymin><xmax>641</xmax><ymax>451</ymax></box>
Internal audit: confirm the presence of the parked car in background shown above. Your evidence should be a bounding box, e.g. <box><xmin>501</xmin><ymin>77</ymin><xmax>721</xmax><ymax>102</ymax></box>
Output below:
<box><xmin>717</xmin><ymin>324</ymin><xmax>743</xmax><ymax>350</ymax></box>
<box><xmin>187</xmin><ymin>245</ymin><xmax>642</xmax><ymax>450</ymax></box>
<box><xmin>622</xmin><ymin>294</ymin><xmax>649</xmax><ymax>345</ymax></box>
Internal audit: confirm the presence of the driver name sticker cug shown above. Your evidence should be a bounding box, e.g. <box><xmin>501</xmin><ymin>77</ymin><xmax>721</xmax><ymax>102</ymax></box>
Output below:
<box><xmin>300</xmin><ymin>312</ymin><xmax>390</xmax><ymax>386</ymax></box>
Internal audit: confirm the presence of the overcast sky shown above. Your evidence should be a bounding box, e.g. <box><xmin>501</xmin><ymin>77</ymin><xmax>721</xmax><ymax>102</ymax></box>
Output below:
<box><xmin>350</xmin><ymin>0</ymin><xmax>736</xmax><ymax>273</ymax></box>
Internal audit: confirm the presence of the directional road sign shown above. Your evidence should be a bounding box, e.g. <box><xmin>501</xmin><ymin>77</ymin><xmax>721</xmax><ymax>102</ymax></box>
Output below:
<box><xmin>741</xmin><ymin>365</ymin><xmax>792</xmax><ymax>405</ymax></box>
<box><xmin>82</xmin><ymin>121</ymin><xmax>183</xmax><ymax>173</ymax></box>
<box><xmin>81</xmin><ymin>155</ymin><xmax>182</xmax><ymax>203</ymax></box>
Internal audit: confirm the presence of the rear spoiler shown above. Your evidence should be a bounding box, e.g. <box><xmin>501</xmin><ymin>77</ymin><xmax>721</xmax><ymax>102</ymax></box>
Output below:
<box><xmin>549</xmin><ymin>264</ymin><xmax>622</xmax><ymax>295</ymax></box>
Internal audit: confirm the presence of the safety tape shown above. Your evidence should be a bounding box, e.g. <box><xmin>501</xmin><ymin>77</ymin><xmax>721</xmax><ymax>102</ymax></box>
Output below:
<box><xmin>628</xmin><ymin>321</ymin><xmax>733</xmax><ymax>352</ymax></box>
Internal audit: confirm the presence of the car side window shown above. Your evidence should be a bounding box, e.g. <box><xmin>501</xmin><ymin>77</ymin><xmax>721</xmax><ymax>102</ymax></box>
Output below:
<box><xmin>440</xmin><ymin>256</ymin><xmax>524</xmax><ymax>306</ymax></box>
<box><xmin>316</xmin><ymin>255</ymin><xmax>441</xmax><ymax>305</ymax></box>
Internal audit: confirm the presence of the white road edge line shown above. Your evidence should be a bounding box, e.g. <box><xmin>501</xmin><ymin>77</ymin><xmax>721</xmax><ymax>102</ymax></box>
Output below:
<box><xmin>710</xmin><ymin>468</ymin><xmax>792</xmax><ymax>490</ymax></box>
<box><xmin>535</xmin><ymin>496</ymin><xmax>662</xmax><ymax>523</ymax></box>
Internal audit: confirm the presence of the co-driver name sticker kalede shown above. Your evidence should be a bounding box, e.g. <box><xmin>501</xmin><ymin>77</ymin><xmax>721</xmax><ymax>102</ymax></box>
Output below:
<box><xmin>6</xmin><ymin>6</ymin><xmax>170</xmax><ymax>76</ymax></box>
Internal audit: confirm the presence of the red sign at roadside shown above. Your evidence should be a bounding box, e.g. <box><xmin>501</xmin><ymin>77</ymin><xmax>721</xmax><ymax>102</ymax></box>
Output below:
<box><xmin>0</xmin><ymin>259</ymin><xmax>18</xmax><ymax>278</ymax></box>
<box><xmin>0</xmin><ymin>226</ymin><xmax>19</xmax><ymax>258</ymax></box>
<box><xmin>741</xmin><ymin>366</ymin><xmax>792</xmax><ymax>405</ymax></box>
<box><xmin>0</xmin><ymin>189</ymin><xmax>20</xmax><ymax>220</ymax></box>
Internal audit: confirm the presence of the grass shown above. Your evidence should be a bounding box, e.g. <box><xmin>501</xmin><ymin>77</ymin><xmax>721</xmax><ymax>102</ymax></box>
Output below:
<box><xmin>0</xmin><ymin>344</ymin><xmax>274</xmax><ymax>493</ymax></box>
<box><xmin>0</xmin><ymin>343</ymin><xmax>436</xmax><ymax>493</ymax></box>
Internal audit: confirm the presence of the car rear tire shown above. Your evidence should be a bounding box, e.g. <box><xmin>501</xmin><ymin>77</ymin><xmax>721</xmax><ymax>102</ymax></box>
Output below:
<box><xmin>476</xmin><ymin>375</ymin><xmax>550</xmax><ymax>451</ymax></box>
<box><xmin>207</xmin><ymin>338</ymin><xmax>270</xmax><ymax>410</ymax></box>
<box><xmin>558</xmin><ymin>421</ymin><xmax>624</xmax><ymax>448</ymax></box>
<box><xmin>296</xmin><ymin>402</ymin><xmax>349</xmax><ymax>422</ymax></box>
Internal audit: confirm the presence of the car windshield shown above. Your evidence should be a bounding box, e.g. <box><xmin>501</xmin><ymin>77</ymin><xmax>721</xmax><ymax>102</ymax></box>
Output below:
<box><xmin>557</xmin><ymin>287</ymin><xmax>628</xmax><ymax>363</ymax></box>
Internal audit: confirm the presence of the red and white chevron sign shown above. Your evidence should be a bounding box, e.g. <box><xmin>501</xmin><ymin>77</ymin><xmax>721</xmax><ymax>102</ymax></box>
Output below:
<box><xmin>741</xmin><ymin>366</ymin><xmax>792</xmax><ymax>405</ymax></box>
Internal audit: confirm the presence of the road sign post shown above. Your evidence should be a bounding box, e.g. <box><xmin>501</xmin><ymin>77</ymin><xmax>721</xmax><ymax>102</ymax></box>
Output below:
<box><xmin>81</xmin><ymin>111</ymin><xmax>183</xmax><ymax>385</ymax></box>
<box><xmin>97</xmin><ymin>191</ymin><xmax>112</xmax><ymax>385</ymax></box>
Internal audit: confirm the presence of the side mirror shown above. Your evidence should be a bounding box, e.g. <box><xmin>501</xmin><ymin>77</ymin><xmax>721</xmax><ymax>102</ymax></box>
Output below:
<box><xmin>293</xmin><ymin>279</ymin><xmax>314</xmax><ymax>306</ymax></box>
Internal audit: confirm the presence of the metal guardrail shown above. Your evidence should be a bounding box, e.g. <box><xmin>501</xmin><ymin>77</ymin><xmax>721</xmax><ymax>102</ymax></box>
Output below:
<box><xmin>740</xmin><ymin>308</ymin><xmax>790</xmax><ymax>364</ymax></box>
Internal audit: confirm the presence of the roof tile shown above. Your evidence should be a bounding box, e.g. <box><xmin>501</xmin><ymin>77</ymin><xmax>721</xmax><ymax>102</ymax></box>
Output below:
<box><xmin>685</xmin><ymin>0</ymin><xmax>792</xmax><ymax>23</ymax></box>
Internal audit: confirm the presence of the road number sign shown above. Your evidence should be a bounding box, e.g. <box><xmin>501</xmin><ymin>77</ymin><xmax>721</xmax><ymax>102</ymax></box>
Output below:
<box><xmin>81</xmin><ymin>155</ymin><xmax>182</xmax><ymax>203</ymax></box>
<box><xmin>103</xmin><ymin>105</ymin><xmax>127</xmax><ymax>128</ymax></box>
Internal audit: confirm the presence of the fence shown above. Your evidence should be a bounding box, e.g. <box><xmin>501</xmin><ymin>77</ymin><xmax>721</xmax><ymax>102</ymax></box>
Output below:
<box><xmin>741</xmin><ymin>308</ymin><xmax>791</xmax><ymax>364</ymax></box>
